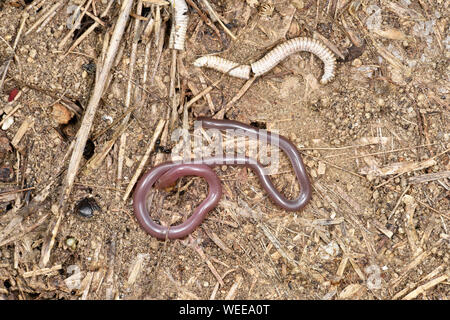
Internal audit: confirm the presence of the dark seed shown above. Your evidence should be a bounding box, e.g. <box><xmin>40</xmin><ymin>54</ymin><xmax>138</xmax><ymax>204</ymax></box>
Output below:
<box><xmin>75</xmin><ymin>197</ymin><xmax>100</xmax><ymax>218</ymax></box>
<box><xmin>82</xmin><ymin>62</ymin><xmax>96</xmax><ymax>75</ymax></box>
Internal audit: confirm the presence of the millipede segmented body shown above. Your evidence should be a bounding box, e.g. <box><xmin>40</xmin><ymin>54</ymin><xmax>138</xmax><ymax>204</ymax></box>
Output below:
<box><xmin>169</xmin><ymin>0</ymin><xmax>189</xmax><ymax>51</ymax></box>
<box><xmin>251</xmin><ymin>37</ymin><xmax>336</xmax><ymax>83</ymax></box>
<box><xmin>194</xmin><ymin>37</ymin><xmax>337</xmax><ymax>84</ymax></box>
<box><xmin>193</xmin><ymin>56</ymin><xmax>251</xmax><ymax>80</ymax></box>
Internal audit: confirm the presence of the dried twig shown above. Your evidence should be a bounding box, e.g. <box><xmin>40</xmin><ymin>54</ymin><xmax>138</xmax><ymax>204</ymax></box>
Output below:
<box><xmin>0</xmin><ymin>103</ymin><xmax>24</xmax><ymax>127</ymax></box>
<box><xmin>0</xmin><ymin>13</ymin><xmax>28</xmax><ymax>92</ymax></box>
<box><xmin>25</xmin><ymin>2</ymin><xmax>64</xmax><ymax>36</ymax></box>
<box><xmin>83</xmin><ymin>120</ymin><xmax>131</xmax><ymax>175</ymax></box>
<box><xmin>11</xmin><ymin>118</ymin><xmax>34</xmax><ymax>149</ymax></box>
<box><xmin>61</xmin><ymin>0</ymin><xmax>133</xmax><ymax>206</ymax></box>
<box><xmin>224</xmin><ymin>274</ymin><xmax>242</xmax><ymax>299</ymax></box>
<box><xmin>117</xmin><ymin>0</ymin><xmax>143</xmax><ymax>196</ymax></box>
<box><xmin>408</xmin><ymin>171</ymin><xmax>450</xmax><ymax>184</ymax></box>
<box><xmin>63</xmin><ymin>0</ymin><xmax>115</xmax><ymax>58</ymax></box>
<box><xmin>125</xmin><ymin>253</ymin><xmax>149</xmax><ymax>288</ymax></box>
<box><xmin>214</xmin><ymin>75</ymin><xmax>257</xmax><ymax>119</ymax></box>
<box><xmin>122</xmin><ymin>119</ymin><xmax>166</xmax><ymax>201</ymax></box>
<box><xmin>185</xmin><ymin>0</ymin><xmax>221</xmax><ymax>39</ymax></box>
<box><xmin>58</xmin><ymin>0</ymin><xmax>92</xmax><ymax>50</ymax></box>
<box><xmin>402</xmin><ymin>274</ymin><xmax>448</xmax><ymax>300</ymax></box>
<box><xmin>188</xmin><ymin>236</ymin><xmax>224</xmax><ymax>287</ymax></box>
<box><xmin>23</xmin><ymin>264</ymin><xmax>62</xmax><ymax>278</ymax></box>
<box><xmin>199</xmin><ymin>0</ymin><xmax>236</xmax><ymax>40</ymax></box>
<box><xmin>39</xmin><ymin>205</ymin><xmax>64</xmax><ymax>267</ymax></box>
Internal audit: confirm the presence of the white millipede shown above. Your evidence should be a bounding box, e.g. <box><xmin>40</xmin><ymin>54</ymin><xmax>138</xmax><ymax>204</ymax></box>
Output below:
<box><xmin>193</xmin><ymin>56</ymin><xmax>251</xmax><ymax>80</ymax></box>
<box><xmin>169</xmin><ymin>0</ymin><xmax>189</xmax><ymax>51</ymax></box>
<box><xmin>193</xmin><ymin>37</ymin><xmax>337</xmax><ymax>84</ymax></box>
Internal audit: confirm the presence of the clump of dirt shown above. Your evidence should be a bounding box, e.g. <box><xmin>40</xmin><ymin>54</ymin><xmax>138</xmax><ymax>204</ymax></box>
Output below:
<box><xmin>0</xmin><ymin>0</ymin><xmax>448</xmax><ymax>300</ymax></box>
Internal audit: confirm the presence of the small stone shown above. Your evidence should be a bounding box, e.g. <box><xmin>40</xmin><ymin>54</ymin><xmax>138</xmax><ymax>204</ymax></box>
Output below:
<box><xmin>310</xmin><ymin>169</ymin><xmax>317</xmax><ymax>178</ymax></box>
<box><xmin>291</xmin><ymin>0</ymin><xmax>304</xmax><ymax>10</ymax></box>
<box><xmin>82</xmin><ymin>70</ymin><xmax>88</xmax><ymax>79</ymax></box>
<box><xmin>52</xmin><ymin>103</ymin><xmax>73</xmax><ymax>124</ymax></box>
<box><xmin>376</xmin><ymin>98</ymin><xmax>385</xmax><ymax>107</ymax></box>
<box><xmin>66</xmin><ymin>237</ymin><xmax>77</xmax><ymax>250</ymax></box>
<box><xmin>352</xmin><ymin>58</ymin><xmax>362</xmax><ymax>67</ymax></box>
<box><xmin>170</xmin><ymin>211</ymin><xmax>183</xmax><ymax>225</ymax></box>
<box><xmin>29</xmin><ymin>48</ymin><xmax>37</xmax><ymax>59</ymax></box>
<box><xmin>317</xmin><ymin>162</ymin><xmax>326</xmax><ymax>175</ymax></box>
<box><xmin>125</xmin><ymin>157</ymin><xmax>134</xmax><ymax>168</ymax></box>
<box><xmin>221</xmin><ymin>165</ymin><xmax>227</xmax><ymax>172</ymax></box>
<box><xmin>314</xmin><ymin>199</ymin><xmax>323</xmax><ymax>208</ymax></box>
<box><xmin>346</xmin><ymin>183</ymin><xmax>353</xmax><ymax>192</ymax></box>
<box><xmin>319</xmin><ymin>241</ymin><xmax>340</xmax><ymax>260</ymax></box>
<box><xmin>306</xmin><ymin>160</ymin><xmax>315</xmax><ymax>168</ymax></box>
<box><xmin>1</xmin><ymin>117</ymin><xmax>14</xmax><ymax>130</ymax></box>
<box><xmin>417</xmin><ymin>93</ymin><xmax>426</xmax><ymax>102</ymax></box>
<box><xmin>372</xmin><ymin>190</ymin><xmax>379</xmax><ymax>200</ymax></box>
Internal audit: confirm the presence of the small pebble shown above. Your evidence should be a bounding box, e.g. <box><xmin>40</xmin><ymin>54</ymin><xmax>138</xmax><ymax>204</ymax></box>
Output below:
<box><xmin>1</xmin><ymin>117</ymin><xmax>14</xmax><ymax>131</ymax></box>
<box><xmin>291</xmin><ymin>0</ymin><xmax>304</xmax><ymax>9</ymax></box>
<box><xmin>319</xmin><ymin>241</ymin><xmax>340</xmax><ymax>260</ymax></box>
<box><xmin>66</xmin><ymin>237</ymin><xmax>77</xmax><ymax>250</ymax></box>
<box><xmin>352</xmin><ymin>58</ymin><xmax>362</xmax><ymax>67</ymax></box>
<box><xmin>52</xmin><ymin>103</ymin><xmax>73</xmax><ymax>124</ymax></box>
<box><xmin>317</xmin><ymin>162</ymin><xmax>326</xmax><ymax>175</ymax></box>
<box><xmin>29</xmin><ymin>48</ymin><xmax>37</xmax><ymax>59</ymax></box>
<box><xmin>417</xmin><ymin>93</ymin><xmax>426</xmax><ymax>102</ymax></box>
<box><xmin>376</xmin><ymin>98</ymin><xmax>385</xmax><ymax>107</ymax></box>
<box><xmin>125</xmin><ymin>157</ymin><xmax>134</xmax><ymax>168</ymax></box>
<box><xmin>372</xmin><ymin>190</ymin><xmax>379</xmax><ymax>200</ymax></box>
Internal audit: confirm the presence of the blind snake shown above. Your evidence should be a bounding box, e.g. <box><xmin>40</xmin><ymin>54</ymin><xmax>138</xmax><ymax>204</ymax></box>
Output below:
<box><xmin>133</xmin><ymin>118</ymin><xmax>311</xmax><ymax>240</ymax></box>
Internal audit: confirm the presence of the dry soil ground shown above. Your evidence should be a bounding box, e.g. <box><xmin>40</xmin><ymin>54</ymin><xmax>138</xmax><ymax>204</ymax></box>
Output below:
<box><xmin>0</xmin><ymin>0</ymin><xmax>449</xmax><ymax>300</ymax></box>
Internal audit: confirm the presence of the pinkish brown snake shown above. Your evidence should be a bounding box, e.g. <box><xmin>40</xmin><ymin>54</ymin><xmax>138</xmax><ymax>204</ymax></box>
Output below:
<box><xmin>133</xmin><ymin>118</ymin><xmax>311</xmax><ymax>240</ymax></box>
